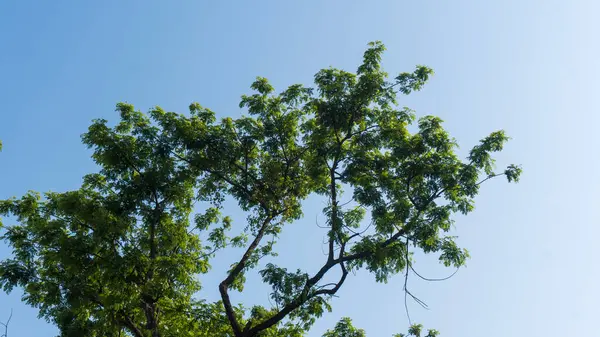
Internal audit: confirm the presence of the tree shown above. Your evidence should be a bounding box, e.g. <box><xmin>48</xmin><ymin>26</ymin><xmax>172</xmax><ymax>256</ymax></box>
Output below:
<box><xmin>0</xmin><ymin>41</ymin><xmax>521</xmax><ymax>337</ymax></box>
<box><xmin>322</xmin><ymin>318</ymin><xmax>439</xmax><ymax>337</ymax></box>
<box><xmin>323</xmin><ymin>317</ymin><xmax>365</xmax><ymax>337</ymax></box>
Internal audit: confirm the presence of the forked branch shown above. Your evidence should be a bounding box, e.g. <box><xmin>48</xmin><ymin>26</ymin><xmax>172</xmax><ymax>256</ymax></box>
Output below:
<box><xmin>0</xmin><ymin>309</ymin><xmax>12</xmax><ymax>337</ymax></box>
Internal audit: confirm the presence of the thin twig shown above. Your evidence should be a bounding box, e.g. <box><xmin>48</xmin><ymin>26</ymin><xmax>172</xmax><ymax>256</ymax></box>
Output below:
<box><xmin>403</xmin><ymin>237</ymin><xmax>413</xmax><ymax>325</ymax></box>
<box><xmin>410</xmin><ymin>264</ymin><xmax>460</xmax><ymax>282</ymax></box>
<box><xmin>0</xmin><ymin>309</ymin><xmax>13</xmax><ymax>337</ymax></box>
<box><xmin>403</xmin><ymin>238</ymin><xmax>430</xmax><ymax>326</ymax></box>
<box><xmin>315</xmin><ymin>214</ymin><xmax>329</xmax><ymax>229</ymax></box>
<box><xmin>338</xmin><ymin>197</ymin><xmax>356</xmax><ymax>208</ymax></box>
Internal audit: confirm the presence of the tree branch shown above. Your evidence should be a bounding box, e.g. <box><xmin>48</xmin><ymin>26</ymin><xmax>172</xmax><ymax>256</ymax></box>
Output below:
<box><xmin>245</xmin><ymin>213</ymin><xmax>357</xmax><ymax>336</ymax></box>
<box><xmin>341</xmin><ymin>226</ymin><xmax>408</xmax><ymax>263</ymax></box>
<box><xmin>410</xmin><ymin>263</ymin><xmax>460</xmax><ymax>282</ymax></box>
<box><xmin>0</xmin><ymin>309</ymin><xmax>12</xmax><ymax>337</ymax></box>
<box><xmin>219</xmin><ymin>215</ymin><xmax>275</xmax><ymax>337</ymax></box>
<box><xmin>120</xmin><ymin>315</ymin><xmax>145</xmax><ymax>337</ymax></box>
<box><xmin>172</xmin><ymin>151</ymin><xmax>270</xmax><ymax>211</ymax></box>
<box><xmin>327</xmin><ymin>164</ymin><xmax>339</xmax><ymax>263</ymax></box>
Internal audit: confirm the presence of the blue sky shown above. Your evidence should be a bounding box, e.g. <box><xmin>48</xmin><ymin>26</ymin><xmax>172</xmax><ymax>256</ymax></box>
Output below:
<box><xmin>1</xmin><ymin>0</ymin><xmax>599</xmax><ymax>336</ymax></box>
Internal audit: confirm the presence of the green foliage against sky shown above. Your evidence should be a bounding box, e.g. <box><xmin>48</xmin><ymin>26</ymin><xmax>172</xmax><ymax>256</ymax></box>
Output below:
<box><xmin>0</xmin><ymin>42</ymin><xmax>520</xmax><ymax>337</ymax></box>
<box><xmin>322</xmin><ymin>317</ymin><xmax>439</xmax><ymax>337</ymax></box>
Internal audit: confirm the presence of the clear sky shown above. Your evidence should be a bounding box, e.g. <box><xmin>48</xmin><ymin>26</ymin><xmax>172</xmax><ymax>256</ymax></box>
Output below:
<box><xmin>1</xmin><ymin>1</ymin><xmax>598</xmax><ymax>336</ymax></box>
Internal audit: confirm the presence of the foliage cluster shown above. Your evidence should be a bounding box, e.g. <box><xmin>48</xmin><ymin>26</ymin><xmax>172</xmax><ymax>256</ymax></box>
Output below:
<box><xmin>0</xmin><ymin>42</ymin><xmax>520</xmax><ymax>337</ymax></box>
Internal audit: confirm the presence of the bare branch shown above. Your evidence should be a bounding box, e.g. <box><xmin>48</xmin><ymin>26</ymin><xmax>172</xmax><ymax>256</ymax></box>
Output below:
<box><xmin>402</xmin><ymin>238</ymin><xmax>429</xmax><ymax>326</ymax></box>
<box><xmin>410</xmin><ymin>264</ymin><xmax>460</xmax><ymax>282</ymax></box>
<box><xmin>0</xmin><ymin>309</ymin><xmax>12</xmax><ymax>337</ymax></box>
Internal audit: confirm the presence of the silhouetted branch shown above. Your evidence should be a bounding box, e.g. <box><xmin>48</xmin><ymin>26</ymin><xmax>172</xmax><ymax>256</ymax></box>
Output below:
<box><xmin>410</xmin><ymin>263</ymin><xmax>460</xmax><ymax>282</ymax></box>
<box><xmin>403</xmin><ymin>238</ymin><xmax>430</xmax><ymax>326</ymax></box>
<box><xmin>220</xmin><ymin>214</ymin><xmax>276</xmax><ymax>337</ymax></box>
<box><xmin>0</xmin><ymin>309</ymin><xmax>13</xmax><ymax>337</ymax></box>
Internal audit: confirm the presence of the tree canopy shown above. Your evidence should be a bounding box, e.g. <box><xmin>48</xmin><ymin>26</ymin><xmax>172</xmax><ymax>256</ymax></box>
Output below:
<box><xmin>0</xmin><ymin>41</ymin><xmax>521</xmax><ymax>337</ymax></box>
